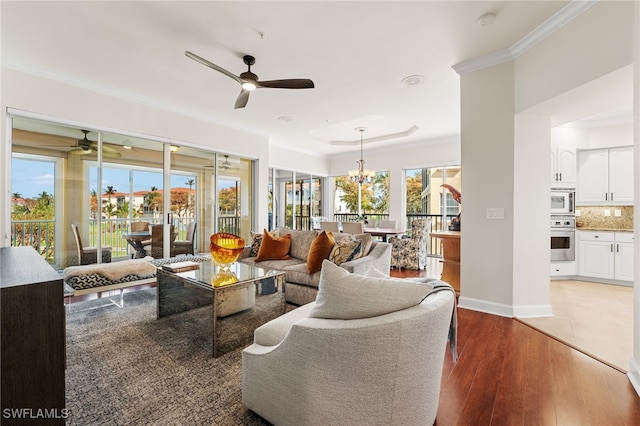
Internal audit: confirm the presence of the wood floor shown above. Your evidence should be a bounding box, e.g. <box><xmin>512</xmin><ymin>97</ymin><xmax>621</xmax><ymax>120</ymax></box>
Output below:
<box><xmin>391</xmin><ymin>265</ymin><xmax>640</xmax><ymax>425</ymax></box>
<box><xmin>68</xmin><ymin>264</ymin><xmax>640</xmax><ymax>424</ymax></box>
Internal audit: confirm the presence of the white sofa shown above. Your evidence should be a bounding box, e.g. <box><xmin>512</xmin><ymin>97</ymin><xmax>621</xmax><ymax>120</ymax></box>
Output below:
<box><xmin>242</xmin><ymin>260</ymin><xmax>456</xmax><ymax>425</ymax></box>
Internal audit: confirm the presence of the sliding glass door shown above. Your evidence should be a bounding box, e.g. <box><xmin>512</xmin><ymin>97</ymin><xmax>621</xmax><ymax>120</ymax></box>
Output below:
<box><xmin>9</xmin><ymin>114</ymin><xmax>253</xmax><ymax>267</ymax></box>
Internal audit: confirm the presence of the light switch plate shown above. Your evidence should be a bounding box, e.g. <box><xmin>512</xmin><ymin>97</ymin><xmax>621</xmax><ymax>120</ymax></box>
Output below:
<box><xmin>614</xmin><ymin>209</ymin><xmax>622</xmax><ymax>217</ymax></box>
<box><xmin>604</xmin><ymin>209</ymin><xmax>611</xmax><ymax>217</ymax></box>
<box><xmin>486</xmin><ymin>208</ymin><xmax>504</xmax><ymax>220</ymax></box>
<box><xmin>575</xmin><ymin>209</ymin><xmax>581</xmax><ymax>216</ymax></box>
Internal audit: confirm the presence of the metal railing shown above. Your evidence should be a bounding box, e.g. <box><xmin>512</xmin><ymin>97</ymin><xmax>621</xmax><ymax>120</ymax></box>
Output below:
<box><xmin>10</xmin><ymin>220</ymin><xmax>56</xmax><ymax>261</ymax></box>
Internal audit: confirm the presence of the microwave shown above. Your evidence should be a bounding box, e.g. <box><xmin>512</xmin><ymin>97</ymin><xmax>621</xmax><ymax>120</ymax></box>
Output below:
<box><xmin>550</xmin><ymin>189</ymin><xmax>575</xmax><ymax>215</ymax></box>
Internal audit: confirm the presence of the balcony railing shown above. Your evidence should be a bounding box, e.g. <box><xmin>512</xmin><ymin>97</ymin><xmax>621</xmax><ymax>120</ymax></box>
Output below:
<box><xmin>10</xmin><ymin>220</ymin><xmax>55</xmax><ymax>261</ymax></box>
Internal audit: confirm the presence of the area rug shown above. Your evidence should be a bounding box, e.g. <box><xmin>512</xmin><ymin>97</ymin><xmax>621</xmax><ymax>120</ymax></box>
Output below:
<box><xmin>65</xmin><ymin>288</ymin><xmax>284</xmax><ymax>425</ymax></box>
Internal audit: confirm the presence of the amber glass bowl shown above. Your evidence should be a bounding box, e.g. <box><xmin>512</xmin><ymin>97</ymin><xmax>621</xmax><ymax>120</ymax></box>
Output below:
<box><xmin>210</xmin><ymin>233</ymin><xmax>245</xmax><ymax>269</ymax></box>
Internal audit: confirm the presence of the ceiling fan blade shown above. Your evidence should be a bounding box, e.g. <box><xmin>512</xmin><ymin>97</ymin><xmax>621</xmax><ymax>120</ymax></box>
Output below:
<box><xmin>256</xmin><ymin>79</ymin><xmax>315</xmax><ymax>89</ymax></box>
<box><xmin>185</xmin><ymin>51</ymin><xmax>243</xmax><ymax>85</ymax></box>
<box><xmin>234</xmin><ymin>90</ymin><xmax>250</xmax><ymax>109</ymax></box>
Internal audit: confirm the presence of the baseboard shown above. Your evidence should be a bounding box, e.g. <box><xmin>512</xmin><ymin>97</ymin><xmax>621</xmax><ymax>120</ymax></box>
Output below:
<box><xmin>628</xmin><ymin>358</ymin><xmax>640</xmax><ymax>398</ymax></box>
<box><xmin>457</xmin><ymin>297</ymin><xmax>513</xmax><ymax>318</ymax></box>
<box><xmin>458</xmin><ymin>296</ymin><xmax>552</xmax><ymax>318</ymax></box>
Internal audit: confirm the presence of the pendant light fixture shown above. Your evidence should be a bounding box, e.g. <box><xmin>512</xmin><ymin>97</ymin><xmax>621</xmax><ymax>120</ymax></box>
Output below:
<box><xmin>348</xmin><ymin>127</ymin><xmax>375</xmax><ymax>184</ymax></box>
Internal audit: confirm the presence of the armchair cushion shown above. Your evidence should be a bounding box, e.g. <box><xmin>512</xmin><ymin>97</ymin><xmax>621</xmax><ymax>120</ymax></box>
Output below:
<box><xmin>256</xmin><ymin>230</ymin><xmax>292</xmax><ymax>262</ymax></box>
<box><xmin>309</xmin><ymin>260</ymin><xmax>432</xmax><ymax>320</ymax></box>
<box><xmin>307</xmin><ymin>231</ymin><xmax>336</xmax><ymax>273</ymax></box>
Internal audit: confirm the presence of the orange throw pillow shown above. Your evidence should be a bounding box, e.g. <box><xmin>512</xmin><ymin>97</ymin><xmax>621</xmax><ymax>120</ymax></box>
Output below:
<box><xmin>307</xmin><ymin>231</ymin><xmax>336</xmax><ymax>273</ymax></box>
<box><xmin>255</xmin><ymin>230</ymin><xmax>292</xmax><ymax>262</ymax></box>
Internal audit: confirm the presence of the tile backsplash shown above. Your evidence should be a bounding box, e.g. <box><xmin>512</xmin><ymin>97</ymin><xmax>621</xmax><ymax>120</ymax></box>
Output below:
<box><xmin>575</xmin><ymin>205</ymin><xmax>634</xmax><ymax>231</ymax></box>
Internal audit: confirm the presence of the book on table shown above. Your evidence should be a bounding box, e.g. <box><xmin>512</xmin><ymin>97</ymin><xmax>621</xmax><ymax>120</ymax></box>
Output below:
<box><xmin>162</xmin><ymin>261</ymin><xmax>200</xmax><ymax>273</ymax></box>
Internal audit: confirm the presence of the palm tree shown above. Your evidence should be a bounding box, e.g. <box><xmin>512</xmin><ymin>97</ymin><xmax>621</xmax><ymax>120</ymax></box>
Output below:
<box><xmin>12</xmin><ymin>192</ymin><xmax>21</xmax><ymax>201</ymax></box>
<box><xmin>185</xmin><ymin>178</ymin><xmax>195</xmax><ymax>215</ymax></box>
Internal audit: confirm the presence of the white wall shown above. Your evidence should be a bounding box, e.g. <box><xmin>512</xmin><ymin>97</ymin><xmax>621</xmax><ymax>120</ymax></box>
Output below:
<box><xmin>586</xmin><ymin>123</ymin><xmax>634</xmax><ymax>149</ymax></box>
<box><xmin>457</xmin><ymin>0</ymin><xmax>635</xmax><ymax>317</ymax></box>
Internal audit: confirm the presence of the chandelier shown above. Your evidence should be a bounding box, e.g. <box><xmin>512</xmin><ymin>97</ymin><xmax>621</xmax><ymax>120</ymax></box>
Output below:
<box><xmin>348</xmin><ymin>127</ymin><xmax>375</xmax><ymax>184</ymax></box>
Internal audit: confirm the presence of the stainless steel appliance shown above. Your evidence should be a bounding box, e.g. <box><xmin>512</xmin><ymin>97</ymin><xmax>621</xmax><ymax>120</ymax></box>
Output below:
<box><xmin>550</xmin><ymin>215</ymin><xmax>575</xmax><ymax>261</ymax></box>
<box><xmin>550</xmin><ymin>188</ymin><xmax>575</xmax><ymax>215</ymax></box>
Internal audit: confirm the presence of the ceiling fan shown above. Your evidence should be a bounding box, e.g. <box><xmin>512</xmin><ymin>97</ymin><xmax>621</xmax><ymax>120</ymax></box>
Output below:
<box><xmin>185</xmin><ymin>51</ymin><xmax>315</xmax><ymax>109</ymax></box>
<box><xmin>69</xmin><ymin>130</ymin><xmax>121</xmax><ymax>158</ymax></box>
<box><xmin>219</xmin><ymin>155</ymin><xmax>240</xmax><ymax>172</ymax></box>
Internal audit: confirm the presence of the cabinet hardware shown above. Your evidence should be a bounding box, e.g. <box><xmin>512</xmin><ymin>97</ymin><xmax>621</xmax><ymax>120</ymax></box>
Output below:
<box><xmin>611</xmin><ymin>192</ymin><xmax>613</xmax><ymax>201</ymax></box>
<box><xmin>559</xmin><ymin>172</ymin><xmax>562</xmax><ymax>181</ymax></box>
<box><xmin>605</xmin><ymin>192</ymin><xmax>608</xmax><ymax>201</ymax></box>
<box><xmin>617</xmin><ymin>244</ymin><xmax>619</xmax><ymax>253</ymax></box>
<box><xmin>610</xmin><ymin>243</ymin><xmax>614</xmax><ymax>252</ymax></box>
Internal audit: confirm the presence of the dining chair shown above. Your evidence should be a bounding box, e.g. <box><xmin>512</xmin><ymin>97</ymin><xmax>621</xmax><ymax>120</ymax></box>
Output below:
<box><xmin>71</xmin><ymin>223</ymin><xmax>112</xmax><ymax>265</ymax></box>
<box><xmin>319</xmin><ymin>221</ymin><xmax>339</xmax><ymax>233</ymax></box>
<box><xmin>341</xmin><ymin>222</ymin><xmax>363</xmax><ymax>234</ymax></box>
<box><xmin>144</xmin><ymin>225</ymin><xmax>177</xmax><ymax>258</ymax></box>
<box><xmin>174</xmin><ymin>222</ymin><xmax>197</xmax><ymax>255</ymax></box>
<box><xmin>378</xmin><ymin>219</ymin><xmax>397</xmax><ymax>229</ymax></box>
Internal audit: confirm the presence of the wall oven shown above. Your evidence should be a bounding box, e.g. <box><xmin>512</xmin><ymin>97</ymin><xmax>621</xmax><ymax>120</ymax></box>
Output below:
<box><xmin>550</xmin><ymin>189</ymin><xmax>575</xmax><ymax>215</ymax></box>
<box><xmin>550</xmin><ymin>216</ymin><xmax>575</xmax><ymax>261</ymax></box>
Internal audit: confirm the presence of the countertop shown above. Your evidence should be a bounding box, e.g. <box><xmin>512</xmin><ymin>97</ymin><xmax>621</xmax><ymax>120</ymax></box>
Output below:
<box><xmin>576</xmin><ymin>227</ymin><xmax>633</xmax><ymax>232</ymax></box>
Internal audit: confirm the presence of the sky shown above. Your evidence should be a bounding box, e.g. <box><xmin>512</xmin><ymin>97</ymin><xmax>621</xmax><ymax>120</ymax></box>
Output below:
<box><xmin>11</xmin><ymin>157</ymin><xmax>233</xmax><ymax>199</ymax></box>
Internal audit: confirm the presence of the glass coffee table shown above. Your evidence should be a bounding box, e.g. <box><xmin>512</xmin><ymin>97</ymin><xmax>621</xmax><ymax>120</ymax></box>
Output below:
<box><xmin>156</xmin><ymin>261</ymin><xmax>286</xmax><ymax>357</ymax></box>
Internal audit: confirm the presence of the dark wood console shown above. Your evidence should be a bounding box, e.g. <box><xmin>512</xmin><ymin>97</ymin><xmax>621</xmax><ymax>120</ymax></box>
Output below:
<box><xmin>1</xmin><ymin>247</ymin><xmax>65</xmax><ymax>424</ymax></box>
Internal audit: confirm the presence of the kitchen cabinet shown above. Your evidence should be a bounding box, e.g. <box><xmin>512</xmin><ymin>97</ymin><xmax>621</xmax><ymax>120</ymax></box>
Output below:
<box><xmin>614</xmin><ymin>232</ymin><xmax>634</xmax><ymax>281</ymax></box>
<box><xmin>550</xmin><ymin>147</ymin><xmax>576</xmax><ymax>185</ymax></box>
<box><xmin>577</xmin><ymin>146</ymin><xmax>633</xmax><ymax>204</ymax></box>
<box><xmin>577</xmin><ymin>231</ymin><xmax>633</xmax><ymax>281</ymax></box>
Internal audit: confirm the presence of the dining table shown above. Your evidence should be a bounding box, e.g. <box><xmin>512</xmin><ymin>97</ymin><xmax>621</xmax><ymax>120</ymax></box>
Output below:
<box><xmin>123</xmin><ymin>231</ymin><xmax>152</xmax><ymax>259</ymax></box>
<box><xmin>362</xmin><ymin>227</ymin><xmax>406</xmax><ymax>242</ymax></box>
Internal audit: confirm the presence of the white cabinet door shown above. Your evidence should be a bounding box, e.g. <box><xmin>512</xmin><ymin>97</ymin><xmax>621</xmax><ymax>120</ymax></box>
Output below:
<box><xmin>609</xmin><ymin>146</ymin><xmax>634</xmax><ymax>204</ymax></box>
<box><xmin>577</xmin><ymin>149</ymin><xmax>608</xmax><ymax>204</ymax></box>
<box><xmin>556</xmin><ymin>147</ymin><xmax>576</xmax><ymax>183</ymax></box>
<box><xmin>551</xmin><ymin>147</ymin><xmax>576</xmax><ymax>184</ymax></box>
<box><xmin>578</xmin><ymin>232</ymin><xmax>614</xmax><ymax>279</ymax></box>
<box><xmin>614</xmin><ymin>233</ymin><xmax>634</xmax><ymax>281</ymax></box>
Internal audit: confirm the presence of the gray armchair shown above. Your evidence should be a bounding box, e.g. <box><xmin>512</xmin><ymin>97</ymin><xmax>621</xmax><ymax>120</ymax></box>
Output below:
<box><xmin>389</xmin><ymin>217</ymin><xmax>431</xmax><ymax>270</ymax></box>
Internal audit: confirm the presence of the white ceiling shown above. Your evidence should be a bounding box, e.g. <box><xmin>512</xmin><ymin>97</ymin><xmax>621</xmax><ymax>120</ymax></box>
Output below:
<box><xmin>4</xmin><ymin>0</ymin><xmax>627</xmax><ymax>158</ymax></box>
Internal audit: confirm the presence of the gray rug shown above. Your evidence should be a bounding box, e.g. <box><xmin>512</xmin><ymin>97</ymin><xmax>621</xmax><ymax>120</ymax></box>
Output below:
<box><xmin>65</xmin><ymin>288</ymin><xmax>284</xmax><ymax>425</ymax></box>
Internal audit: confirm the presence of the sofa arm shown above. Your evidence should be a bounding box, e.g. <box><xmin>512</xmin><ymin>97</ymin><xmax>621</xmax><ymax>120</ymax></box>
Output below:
<box><xmin>340</xmin><ymin>242</ymin><xmax>391</xmax><ymax>275</ymax></box>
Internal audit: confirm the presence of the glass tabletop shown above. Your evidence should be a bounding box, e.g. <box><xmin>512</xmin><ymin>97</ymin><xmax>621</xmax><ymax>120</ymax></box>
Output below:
<box><xmin>166</xmin><ymin>261</ymin><xmax>284</xmax><ymax>291</ymax></box>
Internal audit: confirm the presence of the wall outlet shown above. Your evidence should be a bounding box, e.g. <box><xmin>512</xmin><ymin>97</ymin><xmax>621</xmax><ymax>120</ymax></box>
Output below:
<box><xmin>604</xmin><ymin>209</ymin><xmax>611</xmax><ymax>217</ymax></box>
<box><xmin>614</xmin><ymin>209</ymin><xmax>622</xmax><ymax>217</ymax></box>
<box><xmin>486</xmin><ymin>208</ymin><xmax>504</xmax><ymax>220</ymax></box>
<box><xmin>575</xmin><ymin>209</ymin><xmax>581</xmax><ymax>216</ymax></box>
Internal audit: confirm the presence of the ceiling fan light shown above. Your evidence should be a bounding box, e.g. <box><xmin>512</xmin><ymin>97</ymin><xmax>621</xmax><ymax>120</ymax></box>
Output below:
<box><xmin>242</xmin><ymin>82</ymin><xmax>257</xmax><ymax>91</ymax></box>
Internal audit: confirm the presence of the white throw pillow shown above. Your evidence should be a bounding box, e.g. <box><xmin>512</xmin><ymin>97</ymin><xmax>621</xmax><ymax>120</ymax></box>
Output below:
<box><xmin>309</xmin><ymin>260</ymin><xmax>433</xmax><ymax>320</ymax></box>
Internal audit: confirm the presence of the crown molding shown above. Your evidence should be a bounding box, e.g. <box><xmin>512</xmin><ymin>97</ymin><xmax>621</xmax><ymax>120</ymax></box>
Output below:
<box><xmin>453</xmin><ymin>0</ymin><xmax>599</xmax><ymax>76</ymax></box>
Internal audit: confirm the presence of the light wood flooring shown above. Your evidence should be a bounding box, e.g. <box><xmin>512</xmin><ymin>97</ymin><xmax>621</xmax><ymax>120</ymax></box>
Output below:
<box><xmin>518</xmin><ymin>279</ymin><xmax>633</xmax><ymax>372</ymax></box>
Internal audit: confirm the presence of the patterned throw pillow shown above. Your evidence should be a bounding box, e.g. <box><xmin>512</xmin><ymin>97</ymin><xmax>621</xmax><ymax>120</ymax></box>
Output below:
<box><xmin>353</xmin><ymin>233</ymin><xmax>373</xmax><ymax>258</ymax></box>
<box><xmin>329</xmin><ymin>237</ymin><xmax>362</xmax><ymax>265</ymax></box>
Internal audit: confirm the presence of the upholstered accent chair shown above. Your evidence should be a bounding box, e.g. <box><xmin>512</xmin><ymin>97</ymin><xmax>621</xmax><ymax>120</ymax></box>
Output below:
<box><xmin>71</xmin><ymin>223</ymin><xmax>112</xmax><ymax>265</ymax></box>
<box><xmin>173</xmin><ymin>222</ymin><xmax>197</xmax><ymax>256</ymax></box>
<box><xmin>242</xmin><ymin>260</ymin><xmax>455</xmax><ymax>426</ymax></box>
<box><xmin>389</xmin><ymin>217</ymin><xmax>431</xmax><ymax>270</ymax></box>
